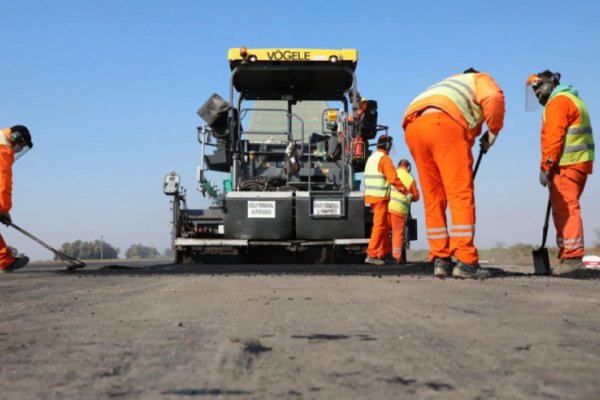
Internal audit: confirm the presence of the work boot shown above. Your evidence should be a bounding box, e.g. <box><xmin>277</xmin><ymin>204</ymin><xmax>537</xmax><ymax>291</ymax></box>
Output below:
<box><xmin>552</xmin><ymin>257</ymin><xmax>583</xmax><ymax>276</ymax></box>
<box><xmin>452</xmin><ymin>260</ymin><xmax>491</xmax><ymax>279</ymax></box>
<box><xmin>433</xmin><ymin>257</ymin><xmax>454</xmax><ymax>278</ymax></box>
<box><xmin>365</xmin><ymin>256</ymin><xmax>385</xmax><ymax>266</ymax></box>
<box><xmin>0</xmin><ymin>256</ymin><xmax>29</xmax><ymax>273</ymax></box>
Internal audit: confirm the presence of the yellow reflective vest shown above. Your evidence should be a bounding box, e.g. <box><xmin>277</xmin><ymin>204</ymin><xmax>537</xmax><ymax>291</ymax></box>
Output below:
<box><xmin>364</xmin><ymin>151</ymin><xmax>390</xmax><ymax>198</ymax></box>
<box><xmin>543</xmin><ymin>92</ymin><xmax>595</xmax><ymax>166</ymax></box>
<box><xmin>411</xmin><ymin>74</ymin><xmax>484</xmax><ymax>129</ymax></box>
<box><xmin>388</xmin><ymin>168</ymin><xmax>414</xmax><ymax>215</ymax></box>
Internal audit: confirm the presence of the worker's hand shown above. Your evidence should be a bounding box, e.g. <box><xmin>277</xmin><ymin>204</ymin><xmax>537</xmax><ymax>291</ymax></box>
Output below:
<box><xmin>0</xmin><ymin>212</ymin><xmax>11</xmax><ymax>226</ymax></box>
<box><xmin>407</xmin><ymin>193</ymin><xmax>414</xmax><ymax>202</ymax></box>
<box><xmin>539</xmin><ymin>170</ymin><xmax>550</xmax><ymax>187</ymax></box>
<box><xmin>479</xmin><ymin>131</ymin><xmax>497</xmax><ymax>153</ymax></box>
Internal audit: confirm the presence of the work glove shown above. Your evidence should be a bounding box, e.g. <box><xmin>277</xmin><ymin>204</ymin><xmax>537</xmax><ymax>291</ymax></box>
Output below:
<box><xmin>479</xmin><ymin>131</ymin><xmax>497</xmax><ymax>153</ymax></box>
<box><xmin>539</xmin><ymin>170</ymin><xmax>550</xmax><ymax>187</ymax></box>
<box><xmin>407</xmin><ymin>193</ymin><xmax>414</xmax><ymax>202</ymax></box>
<box><xmin>0</xmin><ymin>212</ymin><xmax>11</xmax><ymax>226</ymax></box>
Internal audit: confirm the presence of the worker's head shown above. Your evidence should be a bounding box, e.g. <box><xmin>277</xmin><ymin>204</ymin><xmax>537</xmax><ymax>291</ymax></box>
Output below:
<box><xmin>398</xmin><ymin>159</ymin><xmax>411</xmax><ymax>172</ymax></box>
<box><xmin>526</xmin><ymin>70</ymin><xmax>561</xmax><ymax>106</ymax></box>
<box><xmin>377</xmin><ymin>135</ymin><xmax>393</xmax><ymax>152</ymax></box>
<box><xmin>463</xmin><ymin>67</ymin><xmax>479</xmax><ymax>74</ymax></box>
<box><xmin>9</xmin><ymin>125</ymin><xmax>33</xmax><ymax>160</ymax></box>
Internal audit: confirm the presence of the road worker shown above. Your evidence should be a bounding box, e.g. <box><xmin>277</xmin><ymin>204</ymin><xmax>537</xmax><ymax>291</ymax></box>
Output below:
<box><xmin>349</xmin><ymin>91</ymin><xmax>377</xmax><ymax>169</ymax></box>
<box><xmin>402</xmin><ymin>68</ymin><xmax>505</xmax><ymax>279</ymax></box>
<box><xmin>364</xmin><ymin>135</ymin><xmax>407</xmax><ymax>266</ymax></box>
<box><xmin>0</xmin><ymin>125</ymin><xmax>33</xmax><ymax>273</ymax></box>
<box><xmin>348</xmin><ymin>91</ymin><xmax>368</xmax><ymax>123</ymax></box>
<box><xmin>526</xmin><ymin>70</ymin><xmax>595</xmax><ymax>275</ymax></box>
<box><xmin>388</xmin><ymin>159</ymin><xmax>420</xmax><ymax>264</ymax></box>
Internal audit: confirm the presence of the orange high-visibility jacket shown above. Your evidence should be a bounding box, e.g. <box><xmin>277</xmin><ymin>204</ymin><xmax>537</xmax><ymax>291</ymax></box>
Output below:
<box><xmin>541</xmin><ymin>94</ymin><xmax>593</xmax><ymax>174</ymax></box>
<box><xmin>402</xmin><ymin>72</ymin><xmax>505</xmax><ymax>141</ymax></box>
<box><xmin>348</xmin><ymin>98</ymin><xmax>368</xmax><ymax>123</ymax></box>
<box><xmin>0</xmin><ymin>128</ymin><xmax>14</xmax><ymax>213</ymax></box>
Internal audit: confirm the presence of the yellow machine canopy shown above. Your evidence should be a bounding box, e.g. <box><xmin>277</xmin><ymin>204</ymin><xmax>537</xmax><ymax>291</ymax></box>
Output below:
<box><xmin>227</xmin><ymin>48</ymin><xmax>358</xmax><ymax>101</ymax></box>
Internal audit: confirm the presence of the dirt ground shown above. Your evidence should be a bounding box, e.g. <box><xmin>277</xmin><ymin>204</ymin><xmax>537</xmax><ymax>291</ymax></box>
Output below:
<box><xmin>1</xmin><ymin>261</ymin><xmax>599</xmax><ymax>400</ymax></box>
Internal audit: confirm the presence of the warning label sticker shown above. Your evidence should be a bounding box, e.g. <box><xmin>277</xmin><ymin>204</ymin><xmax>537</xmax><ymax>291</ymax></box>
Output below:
<box><xmin>313</xmin><ymin>200</ymin><xmax>341</xmax><ymax>216</ymax></box>
<box><xmin>248</xmin><ymin>201</ymin><xmax>276</xmax><ymax>218</ymax></box>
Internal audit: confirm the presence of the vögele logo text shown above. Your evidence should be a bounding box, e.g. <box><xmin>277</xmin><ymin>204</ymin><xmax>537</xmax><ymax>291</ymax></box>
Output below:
<box><xmin>267</xmin><ymin>50</ymin><xmax>311</xmax><ymax>61</ymax></box>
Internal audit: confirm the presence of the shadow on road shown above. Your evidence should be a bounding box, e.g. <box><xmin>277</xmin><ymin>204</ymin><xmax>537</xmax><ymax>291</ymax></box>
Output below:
<box><xmin>66</xmin><ymin>262</ymin><xmax>436</xmax><ymax>276</ymax></box>
<box><xmin>22</xmin><ymin>259</ymin><xmax>600</xmax><ymax>279</ymax></box>
<box><xmin>38</xmin><ymin>262</ymin><xmax>600</xmax><ymax>279</ymax></box>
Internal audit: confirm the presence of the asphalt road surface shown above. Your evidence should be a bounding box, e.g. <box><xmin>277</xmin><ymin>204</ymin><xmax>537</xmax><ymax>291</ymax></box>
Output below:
<box><xmin>1</xmin><ymin>261</ymin><xmax>599</xmax><ymax>399</ymax></box>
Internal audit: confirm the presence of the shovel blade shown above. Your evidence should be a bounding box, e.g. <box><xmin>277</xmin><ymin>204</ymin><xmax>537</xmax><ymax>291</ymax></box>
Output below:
<box><xmin>532</xmin><ymin>247</ymin><xmax>550</xmax><ymax>275</ymax></box>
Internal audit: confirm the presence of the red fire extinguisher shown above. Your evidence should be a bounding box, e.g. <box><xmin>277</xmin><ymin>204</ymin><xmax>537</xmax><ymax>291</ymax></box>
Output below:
<box><xmin>352</xmin><ymin>135</ymin><xmax>365</xmax><ymax>160</ymax></box>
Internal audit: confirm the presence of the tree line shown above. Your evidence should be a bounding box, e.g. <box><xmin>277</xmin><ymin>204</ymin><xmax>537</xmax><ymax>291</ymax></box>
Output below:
<box><xmin>22</xmin><ymin>228</ymin><xmax>600</xmax><ymax>261</ymax></box>
<box><xmin>55</xmin><ymin>240</ymin><xmax>173</xmax><ymax>261</ymax></box>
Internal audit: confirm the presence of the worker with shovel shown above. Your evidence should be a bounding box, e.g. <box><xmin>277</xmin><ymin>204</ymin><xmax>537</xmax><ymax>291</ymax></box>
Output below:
<box><xmin>402</xmin><ymin>68</ymin><xmax>505</xmax><ymax>279</ymax></box>
<box><xmin>526</xmin><ymin>71</ymin><xmax>595</xmax><ymax>275</ymax></box>
<box><xmin>0</xmin><ymin>125</ymin><xmax>33</xmax><ymax>273</ymax></box>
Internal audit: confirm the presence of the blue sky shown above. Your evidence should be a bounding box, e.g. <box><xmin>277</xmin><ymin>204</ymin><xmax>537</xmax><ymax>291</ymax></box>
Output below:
<box><xmin>1</xmin><ymin>0</ymin><xmax>599</xmax><ymax>260</ymax></box>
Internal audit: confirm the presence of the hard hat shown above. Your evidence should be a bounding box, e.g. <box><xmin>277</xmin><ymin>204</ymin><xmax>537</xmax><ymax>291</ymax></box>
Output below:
<box><xmin>526</xmin><ymin>70</ymin><xmax>561</xmax><ymax>110</ymax></box>
<box><xmin>10</xmin><ymin>125</ymin><xmax>33</xmax><ymax>161</ymax></box>
<box><xmin>10</xmin><ymin>125</ymin><xmax>32</xmax><ymax>148</ymax></box>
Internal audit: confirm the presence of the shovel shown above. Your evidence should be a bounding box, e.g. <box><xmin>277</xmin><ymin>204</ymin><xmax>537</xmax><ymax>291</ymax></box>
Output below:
<box><xmin>473</xmin><ymin>150</ymin><xmax>484</xmax><ymax>178</ymax></box>
<box><xmin>532</xmin><ymin>195</ymin><xmax>552</xmax><ymax>275</ymax></box>
<box><xmin>8</xmin><ymin>222</ymin><xmax>86</xmax><ymax>271</ymax></box>
<box><xmin>473</xmin><ymin>131</ymin><xmax>489</xmax><ymax>179</ymax></box>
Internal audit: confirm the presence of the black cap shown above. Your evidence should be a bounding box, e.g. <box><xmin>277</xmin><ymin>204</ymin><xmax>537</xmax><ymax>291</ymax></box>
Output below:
<box><xmin>377</xmin><ymin>135</ymin><xmax>393</xmax><ymax>149</ymax></box>
<box><xmin>463</xmin><ymin>67</ymin><xmax>479</xmax><ymax>74</ymax></box>
<box><xmin>10</xmin><ymin>125</ymin><xmax>33</xmax><ymax>148</ymax></box>
<box><xmin>377</xmin><ymin>135</ymin><xmax>392</xmax><ymax>145</ymax></box>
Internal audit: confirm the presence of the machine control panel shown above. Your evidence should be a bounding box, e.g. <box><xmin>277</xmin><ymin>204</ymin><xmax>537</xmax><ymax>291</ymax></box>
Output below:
<box><xmin>163</xmin><ymin>172</ymin><xmax>180</xmax><ymax>195</ymax></box>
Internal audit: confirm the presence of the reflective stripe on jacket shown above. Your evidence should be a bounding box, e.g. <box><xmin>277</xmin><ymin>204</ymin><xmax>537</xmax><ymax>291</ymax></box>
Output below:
<box><xmin>544</xmin><ymin>92</ymin><xmax>595</xmax><ymax>166</ymax></box>
<box><xmin>364</xmin><ymin>151</ymin><xmax>390</xmax><ymax>198</ymax></box>
<box><xmin>406</xmin><ymin>74</ymin><xmax>483</xmax><ymax>129</ymax></box>
<box><xmin>388</xmin><ymin>168</ymin><xmax>414</xmax><ymax>215</ymax></box>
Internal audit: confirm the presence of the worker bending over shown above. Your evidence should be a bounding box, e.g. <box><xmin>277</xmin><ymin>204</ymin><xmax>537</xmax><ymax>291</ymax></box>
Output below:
<box><xmin>526</xmin><ymin>71</ymin><xmax>595</xmax><ymax>275</ymax></box>
<box><xmin>0</xmin><ymin>125</ymin><xmax>33</xmax><ymax>273</ymax></box>
<box><xmin>364</xmin><ymin>135</ymin><xmax>407</xmax><ymax>266</ymax></box>
<box><xmin>388</xmin><ymin>159</ymin><xmax>419</xmax><ymax>264</ymax></box>
<box><xmin>403</xmin><ymin>68</ymin><xmax>505</xmax><ymax>279</ymax></box>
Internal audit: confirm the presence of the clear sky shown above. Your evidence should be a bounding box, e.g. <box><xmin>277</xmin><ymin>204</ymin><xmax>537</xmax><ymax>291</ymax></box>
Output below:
<box><xmin>1</xmin><ymin>0</ymin><xmax>599</xmax><ymax>261</ymax></box>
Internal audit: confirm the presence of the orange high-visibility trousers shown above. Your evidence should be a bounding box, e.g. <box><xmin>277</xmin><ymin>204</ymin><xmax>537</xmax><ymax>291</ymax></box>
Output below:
<box><xmin>550</xmin><ymin>166</ymin><xmax>588</xmax><ymax>259</ymax></box>
<box><xmin>389</xmin><ymin>212</ymin><xmax>406</xmax><ymax>261</ymax></box>
<box><xmin>405</xmin><ymin>112</ymin><xmax>478</xmax><ymax>265</ymax></box>
<box><xmin>367</xmin><ymin>199</ymin><xmax>391</xmax><ymax>259</ymax></box>
<box><xmin>0</xmin><ymin>234</ymin><xmax>15</xmax><ymax>269</ymax></box>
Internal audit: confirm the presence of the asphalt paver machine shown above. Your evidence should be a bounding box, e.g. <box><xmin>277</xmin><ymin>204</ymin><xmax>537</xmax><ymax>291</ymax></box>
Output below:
<box><xmin>164</xmin><ymin>48</ymin><xmax>389</xmax><ymax>263</ymax></box>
